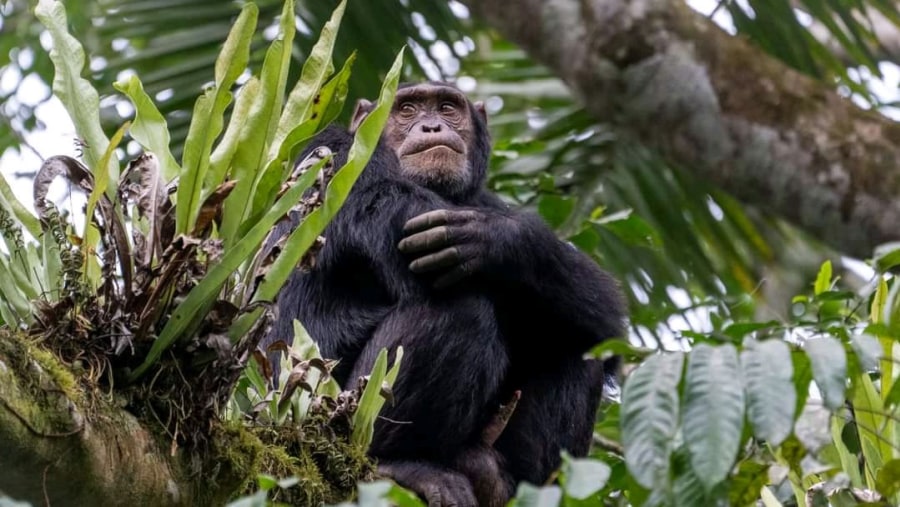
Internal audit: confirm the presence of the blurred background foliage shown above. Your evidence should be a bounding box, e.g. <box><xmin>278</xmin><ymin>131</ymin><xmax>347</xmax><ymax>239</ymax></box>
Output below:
<box><xmin>2</xmin><ymin>0</ymin><xmax>899</xmax><ymax>349</ymax></box>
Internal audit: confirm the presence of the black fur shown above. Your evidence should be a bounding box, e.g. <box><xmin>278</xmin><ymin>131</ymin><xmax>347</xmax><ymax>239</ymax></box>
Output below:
<box><xmin>265</xmin><ymin>91</ymin><xmax>625</xmax><ymax>497</ymax></box>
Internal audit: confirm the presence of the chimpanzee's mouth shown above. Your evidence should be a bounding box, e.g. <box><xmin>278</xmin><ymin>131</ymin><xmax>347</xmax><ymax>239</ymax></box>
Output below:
<box><xmin>415</xmin><ymin>145</ymin><xmax>460</xmax><ymax>155</ymax></box>
<box><xmin>403</xmin><ymin>138</ymin><xmax>465</xmax><ymax>156</ymax></box>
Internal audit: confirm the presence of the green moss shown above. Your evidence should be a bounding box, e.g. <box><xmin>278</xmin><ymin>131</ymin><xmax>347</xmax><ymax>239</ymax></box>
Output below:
<box><xmin>28</xmin><ymin>345</ymin><xmax>81</xmax><ymax>400</ymax></box>
<box><xmin>209</xmin><ymin>416</ymin><xmax>373</xmax><ymax>505</ymax></box>
<box><xmin>0</xmin><ymin>330</ymin><xmax>82</xmax><ymax>400</ymax></box>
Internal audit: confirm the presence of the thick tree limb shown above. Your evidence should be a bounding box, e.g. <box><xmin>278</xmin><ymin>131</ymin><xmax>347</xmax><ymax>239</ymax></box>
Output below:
<box><xmin>0</xmin><ymin>355</ymin><xmax>183</xmax><ymax>505</ymax></box>
<box><xmin>463</xmin><ymin>0</ymin><xmax>900</xmax><ymax>258</ymax></box>
<box><xmin>0</xmin><ymin>335</ymin><xmax>245</xmax><ymax>506</ymax></box>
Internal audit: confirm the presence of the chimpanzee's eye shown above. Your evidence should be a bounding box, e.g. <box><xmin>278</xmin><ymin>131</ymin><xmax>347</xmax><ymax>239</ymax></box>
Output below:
<box><xmin>399</xmin><ymin>102</ymin><xmax>417</xmax><ymax>115</ymax></box>
<box><xmin>439</xmin><ymin>102</ymin><xmax>457</xmax><ymax>114</ymax></box>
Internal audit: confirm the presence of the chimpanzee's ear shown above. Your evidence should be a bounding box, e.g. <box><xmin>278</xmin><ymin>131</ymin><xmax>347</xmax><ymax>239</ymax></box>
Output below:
<box><xmin>350</xmin><ymin>99</ymin><xmax>375</xmax><ymax>134</ymax></box>
<box><xmin>473</xmin><ymin>101</ymin><xmax>487</xmax><ymax>124</ymax></box>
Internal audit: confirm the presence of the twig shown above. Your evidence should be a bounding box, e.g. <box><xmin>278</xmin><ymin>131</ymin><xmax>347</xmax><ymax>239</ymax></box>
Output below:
<box><xmin>592</xmin><ymin>433</ymin><xmax>624</xmax><ymax>455</ymax></box>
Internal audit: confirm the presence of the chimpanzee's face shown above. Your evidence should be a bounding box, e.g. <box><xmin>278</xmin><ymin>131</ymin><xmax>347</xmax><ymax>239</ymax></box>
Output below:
<box><xmin>382</xmin><ymin>84</ymin><xmax>476</xmax><ymax>194</ymax></box>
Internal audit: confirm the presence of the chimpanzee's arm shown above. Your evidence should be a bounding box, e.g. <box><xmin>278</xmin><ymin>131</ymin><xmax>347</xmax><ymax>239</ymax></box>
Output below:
<box><xmin>398</xmin><ymin>200</ymin><xmax>625</xmax><ymax>354</ymax></box>
<box><xmin>500</xmin><ymin>211</ymin><xmax>626</xmax><ymax>352</ymax></box>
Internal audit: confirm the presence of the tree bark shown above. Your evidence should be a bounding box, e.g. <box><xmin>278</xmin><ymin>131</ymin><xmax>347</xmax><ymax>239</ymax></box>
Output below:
<box><xmin>0</xmin><ymin>334</ymin><xmax>245</xmax><ymax>506</ymax></box>
<box><xmin>463</xmin><ymin>0</ymin><xmax>900</xmax><ymax>258</ymax></box>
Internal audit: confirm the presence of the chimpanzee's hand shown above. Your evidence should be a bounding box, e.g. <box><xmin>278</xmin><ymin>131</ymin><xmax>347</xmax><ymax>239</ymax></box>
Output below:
<box><xmin>398</xmin><ymin>209</ymin><xmax>520</xmax><ymax>288</ymax></box>
<box><xmin>378</xmin><ymin>461</ymin><xmax>478</xmax><ymax>507</ymax></box>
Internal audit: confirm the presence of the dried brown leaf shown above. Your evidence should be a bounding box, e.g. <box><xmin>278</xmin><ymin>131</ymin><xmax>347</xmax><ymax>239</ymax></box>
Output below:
<box><xmin>192</xmin><ymin>180</ymin><xmax>238</xmax><ymax>236</ymax></box>
<box><xmin>33</xmin><ymin>156</ymin><xmax>92</xmax><ymax>220</ymax></box>
<box><xmin>118</xmin><ymin>153</ymin><xmax>167</xmax><ymax>268</ymax></box>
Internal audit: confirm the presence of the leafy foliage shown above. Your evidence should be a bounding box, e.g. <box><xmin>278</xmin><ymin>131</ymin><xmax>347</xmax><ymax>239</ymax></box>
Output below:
<box><xmin>0</xmin><ymin>2</ymin><xmax>407</xmax><ymax>498</ymax></box>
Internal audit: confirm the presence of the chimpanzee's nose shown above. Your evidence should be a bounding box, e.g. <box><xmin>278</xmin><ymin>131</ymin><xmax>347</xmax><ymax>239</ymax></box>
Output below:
<box><xmin>420</xmin><ymin>121</ymin><xmax>442</xmax><ymax>133</ymax></box>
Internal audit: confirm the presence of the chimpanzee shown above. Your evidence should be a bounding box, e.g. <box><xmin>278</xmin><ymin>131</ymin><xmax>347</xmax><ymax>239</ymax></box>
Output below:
<box><xmin>266</xmin><ymin>82</ymin><xmax>625</xmax><ymax>505</ymax></box>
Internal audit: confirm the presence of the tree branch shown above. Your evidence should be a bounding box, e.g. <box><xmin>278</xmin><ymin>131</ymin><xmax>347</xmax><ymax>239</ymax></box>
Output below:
<box><xmin>463</xmin><ymin>0</ymin><xmax>900</xmax><ymax>258</ymax></box>
<box><xmin>0</xmin><ymin>334</ymin><xmax>244</xmax><ymax>506</ymax></box>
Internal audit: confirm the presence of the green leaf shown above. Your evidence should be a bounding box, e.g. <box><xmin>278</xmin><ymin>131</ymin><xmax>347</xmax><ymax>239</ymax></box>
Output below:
<box><xmin>355</xmin><ymin>481</ymin><xmax>425</xmax><ymax>507</ymax></box>
<box><xmin>723</xmin><ymin>321</ymin><xmax>779</xmax><ymax>341</ymax></box>
<box><xmin>511</xmin><ymin>483</ymin><xmax>562</xmax><ymax>507</ymax></box>
<box><xmin>0</xmin><ymin>256</ymin><xmax>30</xmax><ymax>324</ymax></box>
<box><xmin>870</xmin><ymin>278</ymin><xmax>894</xmax><ymax>405</ymax></box>
<box><xmin>740</xmin><ymin>339</ymin><xmax>795</xmax><ymax>446</ymax></box>
<box><xmin>175</xmin><ymin>3</ymin><xmax>257</xmax><ymax>235</ymax></box>
<box><xmin>83</xmin><ymin>122</ymin><xmax>129</xmax><ymax>286</ymax></box>
<box><xmin>804</xmin><ymin>336</ymin><xmax>847</xmax><ymax>411</ymax></box>
<box><xmin>113</xmin><ymin>75</ymin><xmax>181</xmax><ymax>182</ymax></box>
<box><xmin>672</xmin><ymin>446</ymin><xmax>708</xmax><ymax>507</ymax></box>
<box><xmin>873</xmin><ymin>242</ymin><xmax>900</xmax><ymax>272</ymax></box>
<box><xmin>831</xmin><ymin>416</ymin><xmax>863</xmax><ymax>488</ymax></box>
<box><xmin>851</xmin><ymin>370</ymin><xmax>893</xmax><ymax>478</ymax></box>
<box><xmin>270</xmin><ymin>0</ymin><xmax>347</xmax><ymax>157</ymax></box>
<box><xmin>384</xmin><ymin>483</ymin><xmax>428</xmax><ymax>507</ymax></box>
<box><xmin>593</xmin><ymin>209</ymin><xmax>662</xmax><ymax>250</ymax></box>
<box><xmin>34</xmin><ymin>0</ymin><xmax>114</xmax><ymax>190</ymax></box>
<box><xmin>728</xmin><ymin>460</ymin><xmax>770</xmax><ymax>507</ymax></box>
<box><xmin>851</xmin><ymin>334</ymin><xmax>881</xmax><ymax>372</ymax></box>
<box><xmin>683</xmin><ymin>343</ymin><xmax>745</xmax><ymax>490</ymax></box>
<box><xmin>587</xmin><ymin>339</ymin><xmax>654</xmax><ymax>363</ymax></box>
<box><xmin>560</xmin><ymin>453</ymin><xmax>610</xmax><ymax>501</ymax></box>
<box><xmin>621</xmin><ymin>352</ymin><xmax>684</xmax><ymax>489</ymax></box>
<box><xmin>255</xmin><ymin>474</ymin><xmax>277</xmax><ymax>491</ymax></box>
<box><xmin>243</xmin><ymin>53</ymin><xmax>356</xmax><ymax>238</ymax></box>
<box><xmin>207</xmin><ymin>77</ymin><xmax>259</xmax><ymax>191</ymax></box>
<box><xmin>813</xmin><ymin>260</ymin><xmax>833</xmax><ymax>295</ymax></box>
<box><xmin>40</xmin><ymin>226</ymin><xmax>61</xmax><ymax>302</ymax></box>
<box><xmin>351</xmin><ymin>347</ymin><xmax>404</xmax><ymax>449</ymax></box>
<box><xmin>0</xmin><ymin>173</ymin><xmax>40</xmax><ymax>239</ymax></box>
<box><xmin>791</xmin><ymin>350</ymin><xmax>813</xmax><ymax>417</ymax></box>
<box><xmin>218</xmin><ymin>0</ymin><xmax>294</xmax><ymax>245</ymax></box>
<box><xmin>876</xmin><ymin>459</ymin><xmax>900</xmax><ymax>498</ymax></box>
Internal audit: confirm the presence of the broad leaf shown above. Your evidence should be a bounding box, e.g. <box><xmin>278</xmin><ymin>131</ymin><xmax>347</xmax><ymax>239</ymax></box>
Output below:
<box><xmin>804</xmin><ymin>336</ymin><xmax>847</xmax><ymax>410</ymax></box>
<box><xmin>243</xmin><ymin>52</ymin><xmax>357</xmax><ymax>238</ymax></box>
<box><xmin>621</xmin><ymin>352</ymin><xmax>684</xmax><ymax>489</ymax></box>
<box><xmin>175</xmin><ymin>3</ymin><xmax>257</xmax><ymax>235</ymax></box>
<box><xmin>560</xmin><ymin>453</ymin><xmax>610</xmax><ymax>501</ymax></box>
<box><xmin>511</xmin><ymin>483</ymin><xmax>562</xmax><ymax>507</ymax></box>
<box><xmin>672</xmin><ymin>446</ymin><xmax>707</xmax><ymax>507</ymax></box>
<box><xmin>683</xmin><ymin>343</ymin><xmax>745</xmax><ymax>490</ymax></box>
<box><xmin>218</xmin><ymin>0</ymin><xmax>294</xmax><ymax>244</ymax></box>
<box><xmin>351</xmin><ymin>347</ymin><xmax>404</xmax><ymax>450</ymax></box>
<box><xmin>270</xmin><ymin>0</ymin><xmax>348</xmax><ymax>157</ymax></box>
<box><xmin>34</xmin><ymin>0</ymin><xmax>114</xmax><ymax>188</ymax></box>
<box><xmin>207</xmin><ymin>77</ymin><xmax>259</xmax><ymax>191</ymax></box>
<box><xmin>0</xmin><ymin>174</ymin><xmax>40</xmax><ymax>239</ymax></box>
<box><xmin>740</xmin><ymin>339</ymin><xmax>795</xmax><ymax>446</ymax></box>
<box><xmin>113</xmin><ymin>75</ymin><xmax>181</xmax><ymax>182</ymax></box>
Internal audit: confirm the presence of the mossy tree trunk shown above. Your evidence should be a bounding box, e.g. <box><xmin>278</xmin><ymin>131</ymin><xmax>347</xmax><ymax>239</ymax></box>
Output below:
<box><xmin>0</xmin><ymin>332</ymin><xmax>241</xmax><ymax>506</ymax></box>
<box><xmin>0</xmin><ymin>332</ymin><xmax>367</xmax><ymax>506</ymax></box>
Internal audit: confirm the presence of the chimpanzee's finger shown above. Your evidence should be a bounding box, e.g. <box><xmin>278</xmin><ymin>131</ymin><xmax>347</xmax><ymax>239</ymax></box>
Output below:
<box><xmin>403</xmin><ymin>209</ymin><xmax>482</xmax><ymax>235</ymax></box>
<box><xmin>402</xmin><ymin>209</ymin><xmax>451</xmax><ymax>235</ymax></box>
<box><xmin>409</xmin><ymin>247</ymin><xmax>462</xmax><ymax>274</ymax></box>
<box><xmin>398</xmin><ymin>225</ymin><xmax>453</xmax><ymax>253</ymax></box>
